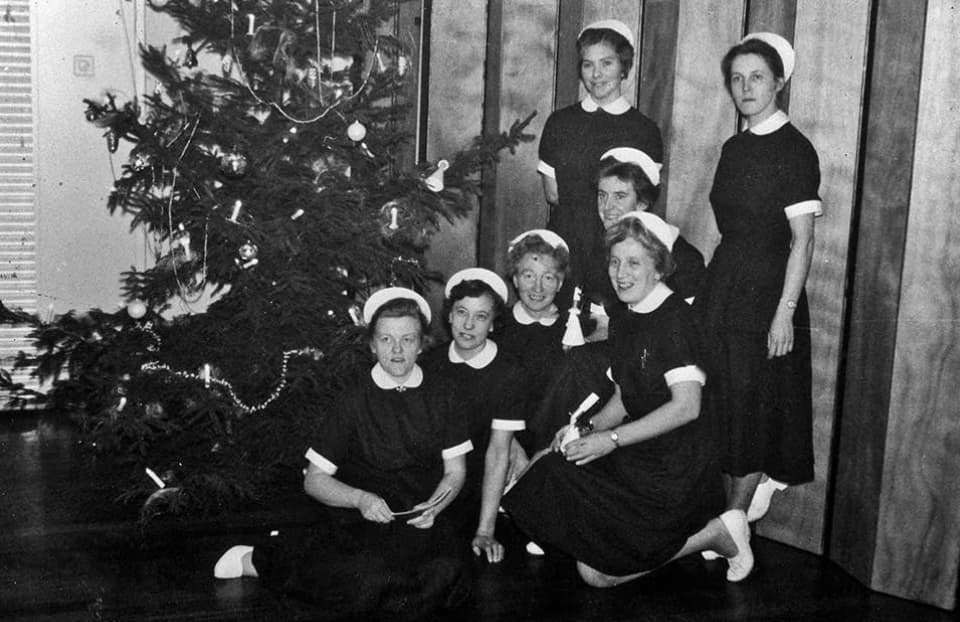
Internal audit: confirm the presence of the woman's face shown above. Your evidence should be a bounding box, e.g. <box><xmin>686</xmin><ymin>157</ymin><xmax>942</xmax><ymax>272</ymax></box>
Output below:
<box><xmin>597</xmin><ymin>175</ymin><xmax>644</xmax><ymax>230</ymax></box>
<box><xmin>513</xmin><ymin>252</ymin><xmax>563</xmax><ymax>317</ymax></box>
<box><xmin>370</xmin><ymin>315</ymin><xmax>422</xmax><ymax>381</ymax></box>
<box><xmin>449</xmin><ymin>294</ymin><xmax>495</xmax><ymax>358</ymax></box>
<box><xmin>580</xmin><ymin>42</ymin><xmax>624</xmax><ymax>105</ymax></box>
<box><xmin>608</xmin><ymin>237</ymin><xmax>660</xmax><ymax>305</ymax></box>
<box><xmin>728</xmin><ymin>53</ymin><xmax>783</xmax><ymax>124</ymax></box>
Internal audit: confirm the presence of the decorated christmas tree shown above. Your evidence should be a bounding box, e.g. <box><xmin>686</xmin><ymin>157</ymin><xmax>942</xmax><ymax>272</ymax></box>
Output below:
<box><xmin>0</xmin><ymin>0</ymin><xmax>532</xmax><ymax>518</ymax></box>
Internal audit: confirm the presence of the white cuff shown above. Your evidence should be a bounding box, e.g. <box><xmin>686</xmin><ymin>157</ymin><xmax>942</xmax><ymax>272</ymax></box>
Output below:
<box><xmin>784</xmin><ymin>199</ymin><xmax>822</xmax><ymax>219</ymax></box>
<box><xmin>537</xmin><ymin>160</ymin><xmax>556</xmax><ymax>178</ymax></box>
<box><xmin>664</xmin><ymin>365</ymin><xmax>706</xmax><ymax>386</ymax></box>
<box><xmin>491</xmin><ymin>418</ymin><xmax>526</xmax><ymax>431</ymax></box>
<box><xmin>305</xmin><ymin>447</ymin><xmax>338</xmax><ymax>475</ymax></box>
<box><xmin>684</xmin><ymin>296</ymin><xmax>695</xmax><ymax>305</ymax></box>
<box><xmin>442</xmin><ymin>440</ymin><xmax>474</xmax><ymax>460</ymax></box>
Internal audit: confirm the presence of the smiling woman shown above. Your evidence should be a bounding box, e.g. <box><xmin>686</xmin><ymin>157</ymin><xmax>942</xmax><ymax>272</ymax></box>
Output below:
<box><xmin>536</xmin><ymin>19</ymin><xmax>662</xmax><ymax>308</ymax></box>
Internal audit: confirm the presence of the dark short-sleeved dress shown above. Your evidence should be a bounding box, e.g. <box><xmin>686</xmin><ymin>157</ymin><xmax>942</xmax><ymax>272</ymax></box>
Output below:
<box><xmin>539</xmin><ymin>98</ymin><xmax>662</xmax><ymax>289</ymax></box>
<box><xmin>420</xmin><ymin>340</ymin><xmax>527</xmax><ymax>530</ymax></box>
<box><xmin>496</xmin><ymin>303</ymin><xmax>566</xmax><ymax>450</ymax></box>
<box><xmin>252</xmin><ymin>365</ymin><xmax>474</xmax><ymax>620</ymax></box>
<box><xmin>503</xmin><ymin>286</ymin><xmax>723</xmax><ymax>576</ymax></box>
<box><xmin>533</xmin><ymin>237</ymin><xmax>707</xmax><ymax>449</ymax></box>
<box><xmin>696</xmin><ymin>115</ymin><xmax>821</xmax><ymax>484</ymax></box>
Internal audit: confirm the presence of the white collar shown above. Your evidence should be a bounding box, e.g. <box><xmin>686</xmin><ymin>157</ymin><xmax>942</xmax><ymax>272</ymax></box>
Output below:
<box><xmin>581</xmin><ymin>96</ymin><xmax>630</xmax><ymax>115</ymax></box>
<box><xmin>513</xmin><ymin>302</ymin><xmax>559</xmax><ymax>327</ymax></box>
<box><xmin>448</xmin><ymin>339</ymin><xmax>498</xmax><ymax>369</ymax></box>
<box><xmin>628</xmin><ymin>282</ymin><xmax>673</xmax><ymax>314</ymax></box>
<box><xmin>747</xmin><ymin>110</ymin><xmax>789</xmax><ymax>136</ymax></box>
<box><xmin>371</xmin><ymin>363</ymin><xmax>424</xmax><ymax>390</ymax></box>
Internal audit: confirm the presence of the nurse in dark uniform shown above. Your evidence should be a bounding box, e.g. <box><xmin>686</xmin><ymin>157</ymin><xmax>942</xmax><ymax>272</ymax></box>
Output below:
<box><xmin>697</xmin><ymin>32</ymin><xmax>821</xmax><ymax>521</ymax></box>
<box><xmin>212</xmin><ymin>288</ymin><xmax>473</xmax><ymax>620</ymax></box>
<box><xmin>420</xmin><ymin>268</ymin><xmax>527</xmax><ymax>564</ymax></box>
<box><xmin>538</xmin><ymin>19</ymin><xmax>662</xmax><ymax>299</ymax></box>
<box><xmin>503</xmin><ymin>214</ymin><xmax>754</xmax><ymax>586</ymax></box>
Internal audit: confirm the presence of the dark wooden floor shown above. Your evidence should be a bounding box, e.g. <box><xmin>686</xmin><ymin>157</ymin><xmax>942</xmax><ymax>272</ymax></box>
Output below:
<box><xmin>1</xmin><ymin>412</ymin><xmax>957</xmax><ymax>622</ymax></box>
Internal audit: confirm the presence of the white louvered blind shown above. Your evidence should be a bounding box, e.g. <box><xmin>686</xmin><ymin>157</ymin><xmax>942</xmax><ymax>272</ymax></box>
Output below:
<box><xmin>0</xmin><ymin>1</ymin><xmax>38</xmax><ymax>396</ymax></box>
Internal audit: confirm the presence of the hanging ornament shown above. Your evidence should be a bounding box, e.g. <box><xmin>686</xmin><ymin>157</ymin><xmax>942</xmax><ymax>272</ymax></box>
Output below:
<box><xmin>247</xmin><ymin>105</ymin><xmax>271</xmax><ymax>125</ymax></box>
<box><xmin>105</xmin><ymin>129</ymin><xmax>120</xmax><ymax>153</ymax></box>
<box><xmin>127</xmin><ymin>299</ymin><xmax>148</xmax><ymax>319</ymax></box>
<box><xmin>228</xmin><ymin>199</ymin><xmax>243</xmax><ymax>222</ymax></box>
<box><xmin>129</xmin><ymin>146</ymin><xmax>156</xmax><ymax>171</ymax></box>
<box><xmin>423</xmin><ymin>160</ymin><xmax>450</xmax><ymax>192</ymax></box>
<box><xmin>221</xmin><ymin>54</ymin><xmax>234</xmax><ymax>75</ymax></box>
<box><xmin>246</xmin><ymin>13</ymin><xmax>256</xmax><ymax>36</ymax></box>
<box><xmin>172</xmin><ymin>226</ymin><xmax>192</xmax><ymax>261</ymax></box>
<box><xmin>379</xmin><ymin>199</ymin><xmax>407</xmax><ymax>238</ymax></box>
<box><xmin>306</xmin><ymin>66</ymin><xmax>319</xmax><ymax>89</ymax></box>
<box><xmin>219</xmin><ymin>149</ymin><xmax>249</xmax><ymax>178</ymax></box>
<box><xmin>347</xmin><ymin>120</ymin><xmax>367</xmax><ymax>142</ymax></box>
<box><xmin>238</xmin><ymin>241</ymin><xmax>258</xmax><ymax>262</ymax></box>
<box><xmin>182</xmin><ymin>43</ymin><xmax>198</xmax><ymax>68</ymax></box>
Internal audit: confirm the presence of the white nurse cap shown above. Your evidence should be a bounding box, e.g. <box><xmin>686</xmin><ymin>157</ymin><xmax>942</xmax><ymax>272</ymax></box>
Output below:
<box><xmin>444</xmin><ymin>268</ymin><xmax>509</xmax><ymax>304</ymax></box>
<box><xmin>742</xmin><ymin>32</ymin><xmax>795</xmax><ymax>81</ymax></box>
<box><xmin>362</xmin><ymin>287</ymin><xmax>432</xmax><ymax>325</ymax></box>
<box><xmin>578</xmin><ymin>19</ymin><xmax>634</xmax><ymax>47</ymax></box>
<box><xmin>618</xmin><ymin>211</ymin><xmax>679</xmax><ymax>251</ymax></box>
<box><xmin>508</xmin><ymin>229</ymin><xmax>570</xmax><ymax>253</ymax></box>
<box><xmin>600</xmin><ymin>147</ymin><xmax>662</xmax><ymax>187</ymax></box>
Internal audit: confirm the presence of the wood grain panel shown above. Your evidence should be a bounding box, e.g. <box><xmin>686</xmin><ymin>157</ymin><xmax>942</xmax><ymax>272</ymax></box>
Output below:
<box><xmin>877</xmin><ymin>0</ymin><xmax>960</xmax><ymax>609</ymax></box>
<box><xmin>663</xmin><ymin>1</ymin><xmax>743</xmax><ymax>261</ymax></box>
<box><xmin>487</xmin><ymin>0</ymin><xmax>559</xmax><ymax>274</ymax></box>
<box><xmin>829</xmin><ymin>0</ymin><xmax>926</xmax><ymax>588</ymax></box>
<box><xmin>579</xmin><ymin>0</ymin><xmax>643</xmax><ymax>107</ymax></box>
<box><xmin>745</xmin><ymin>0</ymin><xmax>796</xmax><ymax>112</ymax></box>
<box><xmin>555</xmin><ymin>0</ymin><xmax>584</xmax><ymax>109</ymax></box>
<box><xmin>755</xmin><ymin>0</ymin><xmax>869</xmax><ymax>554</ymax></box>
<box><xmin>637</xmin><ymin>0</ymin><xmax>679</xmax><ymax>218</ymax></box>
<box><xmin>423</xmin><ymin>0</ymin><xmax>487</xmax><ymax>318</ymax></box>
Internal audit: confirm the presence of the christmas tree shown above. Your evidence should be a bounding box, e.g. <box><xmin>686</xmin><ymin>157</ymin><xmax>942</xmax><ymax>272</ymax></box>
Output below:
<box><xmin>0</xmin><ymin>0</ymin><xmax>532</xmax><ymax>519</ymax></box>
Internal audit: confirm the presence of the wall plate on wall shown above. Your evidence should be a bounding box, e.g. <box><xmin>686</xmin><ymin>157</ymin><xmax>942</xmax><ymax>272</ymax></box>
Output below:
<box><xmin>73</xmin><ymin>55</ymin><xmax>94</xmax><ymax>77</ymax></box>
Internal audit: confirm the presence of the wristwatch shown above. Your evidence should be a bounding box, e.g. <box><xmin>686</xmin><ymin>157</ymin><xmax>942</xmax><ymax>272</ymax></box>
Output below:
<box><xmin>609</xmin><ymin>430</ymin><xmax>620</xmax><ymax>448</ymax></box>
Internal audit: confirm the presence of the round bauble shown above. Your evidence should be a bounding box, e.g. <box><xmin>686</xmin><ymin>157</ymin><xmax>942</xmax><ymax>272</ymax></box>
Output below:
<box><xmin>238</xmin><ymin>241</ymin><xmax>258</xmax><ymax>261</ymax></box>
<box><xmin>219</xmin><ymin>150</ymin><xmax>250</xmax><ymax>178</ymax></box>
<box><xmin>127</xmin><ymin>299</ymin><xmax>147</xmax><ymax>319</ymax></box>
<box><xmin>347</xmin><ymin>120</ymin><xmax>367</xmax><ymax>142</ymax></box>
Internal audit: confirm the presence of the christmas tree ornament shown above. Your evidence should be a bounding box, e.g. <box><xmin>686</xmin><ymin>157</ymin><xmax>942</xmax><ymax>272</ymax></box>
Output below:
<box><xmin>562</xmin><ymin>286</ymin><xmax>586</xmax><ymax>348</ymax></box>
<box><xmin>246</xmin><ymin>13</ymin><xmax>255</xmax><ymax>36</ymax></box>
<box><xmin>219</xmin><ymin>149</ymin><xmax>249</xmax><ymax>178</ymax></box>
<box><xmin>246</xmin><ymin>105</ymin><xmax>271</xmax><ymax>125</ymax></box>
<box><xmin>423</xmin><ymin>160</ymin><xmax>450</xmax><ymax>192</ymax></box>
<box><xmin>106</xmin><ymin>129</ymin><xmax>120</xmax><ymax>153</ymax></box>
<box><xmin>129</xmin><ymin>147</ymin><xmax>156</xmax><ymax>171</ymax></box>
<box><xmin>127</xmin><ymin>299</ymin><xmax>148</xmax><ymax>319</ymax></box>
<box><xmin>228</xmin><ymin>199</ymin><xmax>243</xmax><ymax>222</ymax></box>
<box><xmin>347</xmin><ymin>120</ymin><xmax>366</xmax><ymax>142</ymax></box>
<box><xmin>306</xmin><ymin>66</ymin><xmax>319</xmax><ymax>88</ymax></box>
<box><xmin>290</xmin><ymin>208</ymin><xmax>304</xmax><ymax>220</ymax></box>
<box><xmin>237</xmin><ymin>241</ymin><xmax>258</xmax><ymax>261</ymax></box>
<box><xmin>379</xmin><ymin>199</ymin><xmax>406</xmax><ymax>236</ymax></box>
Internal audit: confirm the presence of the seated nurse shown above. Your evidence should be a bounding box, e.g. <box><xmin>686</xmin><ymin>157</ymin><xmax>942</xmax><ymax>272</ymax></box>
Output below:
<box><xmin>503</xmin><ymin>213</ymin><xmax>753</xmax><ymax>587</ymax></box>
<box><xmin>212</xmin><ymin>287</ymin><xmax>474</xmax><ymax>620</ymax></box>
<box><xmin>420</xmin><ymin>268</ymin><xmax>528</xmax><ymax>564</ymax></box>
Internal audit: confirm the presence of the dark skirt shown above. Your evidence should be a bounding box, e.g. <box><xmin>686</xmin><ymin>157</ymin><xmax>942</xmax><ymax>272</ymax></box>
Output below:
<box><xmin>253</xmin><ymin>509</ymin><xmax>472</xmax><ymax>621</ymax></box>
<box><xmin>502</xmin><ymin>448</ymin><xmax>722</xmax><ymax>576</ymax></box>
<box><xmin>702</xmin><ymin>319</ymin><xmax>815</xmax><ymax>484</ymax></box>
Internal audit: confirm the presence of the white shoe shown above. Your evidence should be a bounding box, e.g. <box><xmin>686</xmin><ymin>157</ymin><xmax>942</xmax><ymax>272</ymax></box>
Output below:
<box><xmin>525</xmin><ymin>541</ymin><xmax>545</xmax><ymax>556</ymax></box>
<box><xmin>719</xmin><ymin>510</ymin><xmax>753</xmax><ymax>582</ymax></box>
<box><xmin>214</xmin><ymin>545</ymin><xmax>253</xmax><ymax>579</ymax></box>
<box><xmin>747</xmin><ymin>477</ymin><xmax>788</xmax><ymax>522</ymax></box>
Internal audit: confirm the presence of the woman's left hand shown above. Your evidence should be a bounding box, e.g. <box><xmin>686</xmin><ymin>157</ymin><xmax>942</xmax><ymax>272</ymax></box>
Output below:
<box><xmin>406</xmin><ymin>506</ymin><xmax>436</xmax><ymax>529</ymax></box>
<box><xmin>562</xmin><ymin>432</ymin><xmax>616</xmax><ymax>466</ymax></box>
<box><xmin>767</xmin><ymin>309</ymin><xmax>795</xmax><ymax>358</ymax></box>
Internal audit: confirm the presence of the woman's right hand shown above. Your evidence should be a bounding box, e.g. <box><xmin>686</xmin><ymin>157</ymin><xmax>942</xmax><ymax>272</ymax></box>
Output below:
<box><xmin>356</xmin><ymin>491</ymin><xmax>393</xmax><ymax>523</ymax></box>
<box><xmin>550</xmin><ymin>425</ymin><xmax>571</xmax><ymax>452</ymax></box>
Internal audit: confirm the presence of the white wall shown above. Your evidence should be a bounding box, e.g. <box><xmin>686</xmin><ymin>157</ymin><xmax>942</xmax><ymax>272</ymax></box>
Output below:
<box><xmin>34</xmin><ymin>0</ymin><xmax>179</xmax><ymax>315</ymax></box>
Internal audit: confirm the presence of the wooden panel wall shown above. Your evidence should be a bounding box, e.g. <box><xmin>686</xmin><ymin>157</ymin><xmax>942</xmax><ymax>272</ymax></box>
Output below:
<box><xmin>661</xmin><ymin>1</ymin><xmax>742</xmax><ymax>260</ymax></box>
<box><xmin>874</xmin><ymin>0</ymin><xmax>960</xmax><ymax>609</ymax></box>
<box><xmin>422</xmin><ymin>0</ymin><xmax>487</xmax><ymax>319</ymax></box>
<box><xmin>755</xmin><ymin>0</ymin><xmax>869</xmax><ymax>553</ymax></box>
<box><xmin>829</xmin><ymin>0</ymin><xmax>927</xmax><ymax>591</ymax></box>
<box><xmin>485</xmin><ymin>0</ymin><xmax>558</xmax><ymax>273</ymax></box>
